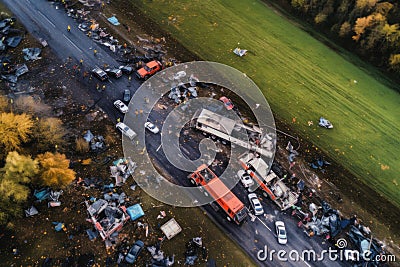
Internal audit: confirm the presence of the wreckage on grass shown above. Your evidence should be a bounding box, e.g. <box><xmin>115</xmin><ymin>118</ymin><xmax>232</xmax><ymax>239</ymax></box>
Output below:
<box><xmin>85</xmin><ymin>199</ymin><xmax>130</xmax><ymax>241</ymax></box>
<box><xmin>318</xmin><ymin>117</ymin><xmax>333</xmax><ymax>129</ymax></box>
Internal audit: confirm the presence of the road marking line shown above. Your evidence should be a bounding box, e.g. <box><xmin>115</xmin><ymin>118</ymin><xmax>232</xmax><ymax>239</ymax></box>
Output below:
<box><xmin>156</xmin><ymin>144</ymin><xmax>162</xmax><ymax>152</ymax></box>
<box><xmin>256</xmin><ymin>216</ymin><xmax>271</xmax><ymax>231</ymax></box>
<box><xmin>37</xmin><ymin>10</ymin><xmax>55</xmax><ymax>28</ymax></box>
<box><xmin>62</xmin><ymin>34</ymin><xmax>83</xmax><ymax>53</ymax></box>
<box><xmin>299</xmin><ymin>257</ymin><xmax>311</xmax><ymax>267</ymax></box>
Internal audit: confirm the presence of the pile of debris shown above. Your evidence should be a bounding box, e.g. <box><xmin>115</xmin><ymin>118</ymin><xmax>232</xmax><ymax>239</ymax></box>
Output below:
<box><xmin>83</xmin><ymin>130</ymin><xmax>107</xmax><ymax>152</ymax></box>
<box><xmin>110</xmin><ymin>158</ymin><xmax>137</xmax><ymax>186</ymax></box>
<box><xmin>291</xmin><ymin>198</ymin><xmax>386</xmax><ymax>265</ymax></box>
<box><xmin>59</xmin><ymin>3</ymin><xmax>166</xmax><ymax>65</ymax></box>
<box><xmin>0</xmin><ymin>17</ymin><xmax>44</xmax><ymax>90</ymax></box>
<box><xmin>85</xmin><ymin>198</ymin><xmax>130</xmax><ymax>245</ymax></box>
<box><xmin>184</xmin><ymin>237</ymin><xmax>208</xmax><ymax>265</ymax></box>
<box><xmin>168</xmin><ymin>72</ymin><xmax>199</xmax><ymax>104</ymax></box>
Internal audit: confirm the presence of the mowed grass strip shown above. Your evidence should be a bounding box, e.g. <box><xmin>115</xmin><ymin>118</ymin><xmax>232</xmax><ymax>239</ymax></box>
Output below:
<box><xmin>131</xmin><ymin>0</ymin><xmax>400</xmax><ymax>207</ymax></box>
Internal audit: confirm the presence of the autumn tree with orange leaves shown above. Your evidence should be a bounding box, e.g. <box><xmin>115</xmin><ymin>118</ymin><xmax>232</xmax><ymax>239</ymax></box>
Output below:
<box><xmin>36</xmin><ymin>152</ymin><xmax>76</xmax><ymax>188</ymax></box>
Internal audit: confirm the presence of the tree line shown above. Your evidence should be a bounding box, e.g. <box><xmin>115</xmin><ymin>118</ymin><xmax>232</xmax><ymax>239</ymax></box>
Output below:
<box><xmin>278</xmin><ymin>0</ymin><xmax>400</xmax><ymax>74</ymax></box>
<box><xmin>0</xmin><ymin>96</ymin><xmax>75</xmax><ymax>226</ymax></box>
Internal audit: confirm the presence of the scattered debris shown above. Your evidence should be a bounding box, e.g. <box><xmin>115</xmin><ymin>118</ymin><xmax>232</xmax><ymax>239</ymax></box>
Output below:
<box><xmin>85</xmin><ymin>199</ymin><xmax>130</xmax><ymax>241</ymax></box>
<box><xmin>5</xmin><ymin>36</ymin><xmax>23</xmax><ymax>48</ymax></box>
<box><xmin>185</xmin><ymin>237</ymin><xmax>207</xmax><ymax>265</ymax></box>
<box><xmin>160</xmin><ymin>218</ymin><xmax>182</xmax><ymax>240</ymax></box>
<box><xmin>22</xmin><ymin>48</ymin><xmax>42</xmax><ymax>61</ymax></box>
<box><xmin>107</xmin><ymin>16</ymin><xmax>120</xmax><ymax>26</ymax></box>
<box><xmin>233</xmin><ymin>47</ymin><xmax>247</xmax><ymax>57</ymax></box>
<box><xmin>53</xmin><ymin>222</ymin><xmax>66</xmax><ymax>232</ymax></box>
<box><xmin>25</xmin><ymin>206</ymin><xmax>39</xmax><ymax>217</ymax></box>
<box><xmin>110</xmin><ymin>158</ymin><xmax>137</xmax><ymax>186</ymax></box>
<box><xmin>318</xmin><ymin>117</ymin><xmax>333</xmax><ymax>129</ymax></box>
<box><xmin>34</xmin><ymin>188</ymin><xmax>51</xmax><ymax>201</ymax></box>
<box><xmin>126</xmin><ymin>204</ymin><xmax>145</xmax><ymax>221</ymax></box>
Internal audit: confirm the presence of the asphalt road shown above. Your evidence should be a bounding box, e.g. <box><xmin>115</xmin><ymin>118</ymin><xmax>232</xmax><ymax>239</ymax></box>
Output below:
<box><xmin>2</xmin><ymin>1</ymin><xmax>349</xmax><ymax>266</ymax></box>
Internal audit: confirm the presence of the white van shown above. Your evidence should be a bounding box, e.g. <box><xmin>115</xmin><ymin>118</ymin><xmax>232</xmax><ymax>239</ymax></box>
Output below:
<box><xmin>116</xmin><ymin>122</ymin><xmax>137</xmax><ymax>140</ymax></box>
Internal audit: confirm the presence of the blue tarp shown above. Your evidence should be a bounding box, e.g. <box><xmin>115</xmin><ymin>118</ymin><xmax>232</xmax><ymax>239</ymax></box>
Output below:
<box><xmin>107</xmin><ymin>16</ymin><xmax>120</xmax><ymax>26</ymax></box>
<box><xmin>34</xmin><ymin>188</ymin><xmax>50</xmax><ymax>201</ymax></box>
<box><xmin>113</xmin><ymin>158</ymin><xmax>124</xmax><ymax>166</ymax></box>
<box><xmin>126</xmin><ymin>204</ymin><xmax>144</xmax><ymax>221</ymax></box>
<box><xmin>53</xmin><ymin>222</ymin><xmax>65</xmax><ymax>232</ymax></box>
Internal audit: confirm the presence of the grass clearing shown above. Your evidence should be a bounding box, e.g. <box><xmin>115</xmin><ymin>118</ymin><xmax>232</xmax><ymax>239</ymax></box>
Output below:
<box><xmin>130</xmin><ymin>0</ymin><xmax>400</xmax><ymax>208</ymax></box>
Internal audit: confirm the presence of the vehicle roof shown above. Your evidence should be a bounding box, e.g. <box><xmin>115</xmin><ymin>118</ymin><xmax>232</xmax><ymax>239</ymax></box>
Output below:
<box><xmin>146</xmin><ymin>60</ymin><xmax>160</xmax><ymax>68</ymax></box>
<box><xmin>197</xmin><ymin>109</ymin><xmax>236</xmax><ymax>134</ymax></box>
<box><xmin>116</xmin><ymin>122</ymin><xmax>127</xmax><ymax>128</ymax></box>
<box><xmin>219</xmin><ymin>96</ymin><xmax>230</xmax><ymax>102</ymax></box>
<box><xmin>196</xmin><ymin>165</ymin><xmax>245</xmax><ymax>213</ymax></box>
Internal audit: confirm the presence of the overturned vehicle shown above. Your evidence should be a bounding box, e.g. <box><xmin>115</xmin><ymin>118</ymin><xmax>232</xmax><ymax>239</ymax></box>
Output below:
<box><xmin>85</xmin><ymin>199</ymin><xmax>130</xmax><ymax>240</ymax></box>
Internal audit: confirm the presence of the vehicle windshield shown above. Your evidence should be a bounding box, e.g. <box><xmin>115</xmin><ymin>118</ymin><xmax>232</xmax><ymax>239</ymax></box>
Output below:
<box><xmin>279</xmin><ymin>229</ymin><xmax>286</xmax><ymax>236</ymax></box>
<box><xmin>235</xmin><ymin>208</ymin><xmax>247</xmax><ymax>223</ymax></box>
<box><xmin>144</xmin><ymin>65</ymin><xmax>151</xmax><ymax>72</ymax></box>
<box><xmin>124</xmin><ymin>126</ymin><xmax>129</xmax><ymax>131</ymax></box>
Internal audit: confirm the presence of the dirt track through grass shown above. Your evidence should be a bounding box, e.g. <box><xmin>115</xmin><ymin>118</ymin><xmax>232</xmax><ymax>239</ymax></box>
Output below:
<box><xmin>130</xmin><ymin>0</ymin><xmax>400</xmax><ymax>209</ymax></box>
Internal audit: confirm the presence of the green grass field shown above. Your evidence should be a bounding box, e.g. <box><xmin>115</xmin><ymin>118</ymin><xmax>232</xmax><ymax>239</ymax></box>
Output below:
<box><xmin>131</xmin><ymin>0</ymin><xmax>400</xmax><ymax>208</ymax></box>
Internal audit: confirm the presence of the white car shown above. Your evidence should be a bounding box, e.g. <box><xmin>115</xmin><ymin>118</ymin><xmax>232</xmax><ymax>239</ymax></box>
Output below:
<box><xmin>248</xmin><ymin>193</ymin><xmax>264</xmax><ymax>216</ymax></box>
<box><xmin>114</xmin><ymin>100</ymin><xmax>129</xmax><ymax>113</ymax></box>
<box><xmin>145</xmin><ymin>121</ymin><xmax>159</xmax><ymax>134</ymax></box>
<box><xmin>237</xmin><ymin>170</ymin><xmax>254</xmax><ymax>188</ymax></box>
<box><xmin>116</xmin><ymin>122</ymin><xmax>136</xmax><ymax>140</ymax></box>
<box><xmin>275</xmin><ymin>221</ymin><xmax>288</xmax><ymax>245</ymax></box>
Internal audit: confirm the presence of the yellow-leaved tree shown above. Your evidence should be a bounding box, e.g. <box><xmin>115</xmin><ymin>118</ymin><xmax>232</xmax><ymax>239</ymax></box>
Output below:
<box><xmin>33</xmin><ymin>117</ymin><xmax>66</xmax><ymax>152</ymax></box>
<box><xmin>0</xmin><ymin>113</ymin><xmax>34</xmax><ymax>157</ymax></box>
<box><xmin>0</xmin><ymin>151</ymin><xmax>38</xmax><ymax>225</ymax></box>
<box><xmin>36</xmin><ymin>152</ymin><xmax>76</xmax><ymax>188</ymax></box>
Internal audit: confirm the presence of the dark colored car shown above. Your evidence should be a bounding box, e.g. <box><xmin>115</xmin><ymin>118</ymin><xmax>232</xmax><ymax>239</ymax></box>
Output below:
<box><xmin>119</xmin><ymin>65</ymin><xmax>133</xmax><ymax>75</ymax></box>
<box><xmin>123</xmin><ymin>89</ymin><xmax>131</xmax><ymax>102</ymax></box>
<box><xmin>92</xmin><ymin>67</ymin><xmax>108</xmax><ymax>81</ymax></box>
<box><xmin>105</xmin><ymin>67</ymin><xmax>123</xmax><ymax>78</ymax></box>
<box><xmin>125</xmin><ymin>240</ymin><xmax>144</xmax><ymax>264</ymax></box>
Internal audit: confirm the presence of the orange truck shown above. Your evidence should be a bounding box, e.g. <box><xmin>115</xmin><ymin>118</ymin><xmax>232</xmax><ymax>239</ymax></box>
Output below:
<box><xmin>188</xmin><ymin>164</ymin><xmax>247</xmax><ymax>225</ymax></box>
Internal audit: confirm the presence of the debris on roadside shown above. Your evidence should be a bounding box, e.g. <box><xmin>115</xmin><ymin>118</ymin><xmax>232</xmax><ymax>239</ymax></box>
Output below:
<box><xmin>126</xmin><ymin>204</ymin><xmax>145</xmax><ymax>221</ymax></box>
<box><xmin>160</xmin><ymin>218</ymin><xmax>182</xmax><ymax>240</ymax></box>
<box><xmin>25</xmin><ymin>206</ymin><xmax>39</xmax><ymax>217</ymax></box>
<box><xmin>22</xmin><ymin>48</ymin><xmax>42</xmax><ymax>61</ymax></box>
<box><xmin>85</xmin><ymin>198</ymin><xmax>130</xmax><ymax>241</ymax></box>
<box><xmin>185</xmin><ymin>237</ymin><xmax>208</xmax><ymax>265</ymax></box>
<box><xmin>107</xmin><ymin>16</ymin><xmax>120</xmax><ymax>26</ymax></box>
<box><xmin>110</xmin><ymin>158</ymin><xmax>137</xmax><ymax>186</ymax></box>
<box><xmin>82</xmin><ymin>130</ymin><xmax>107</xmax><ymax>152</ymax></box>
